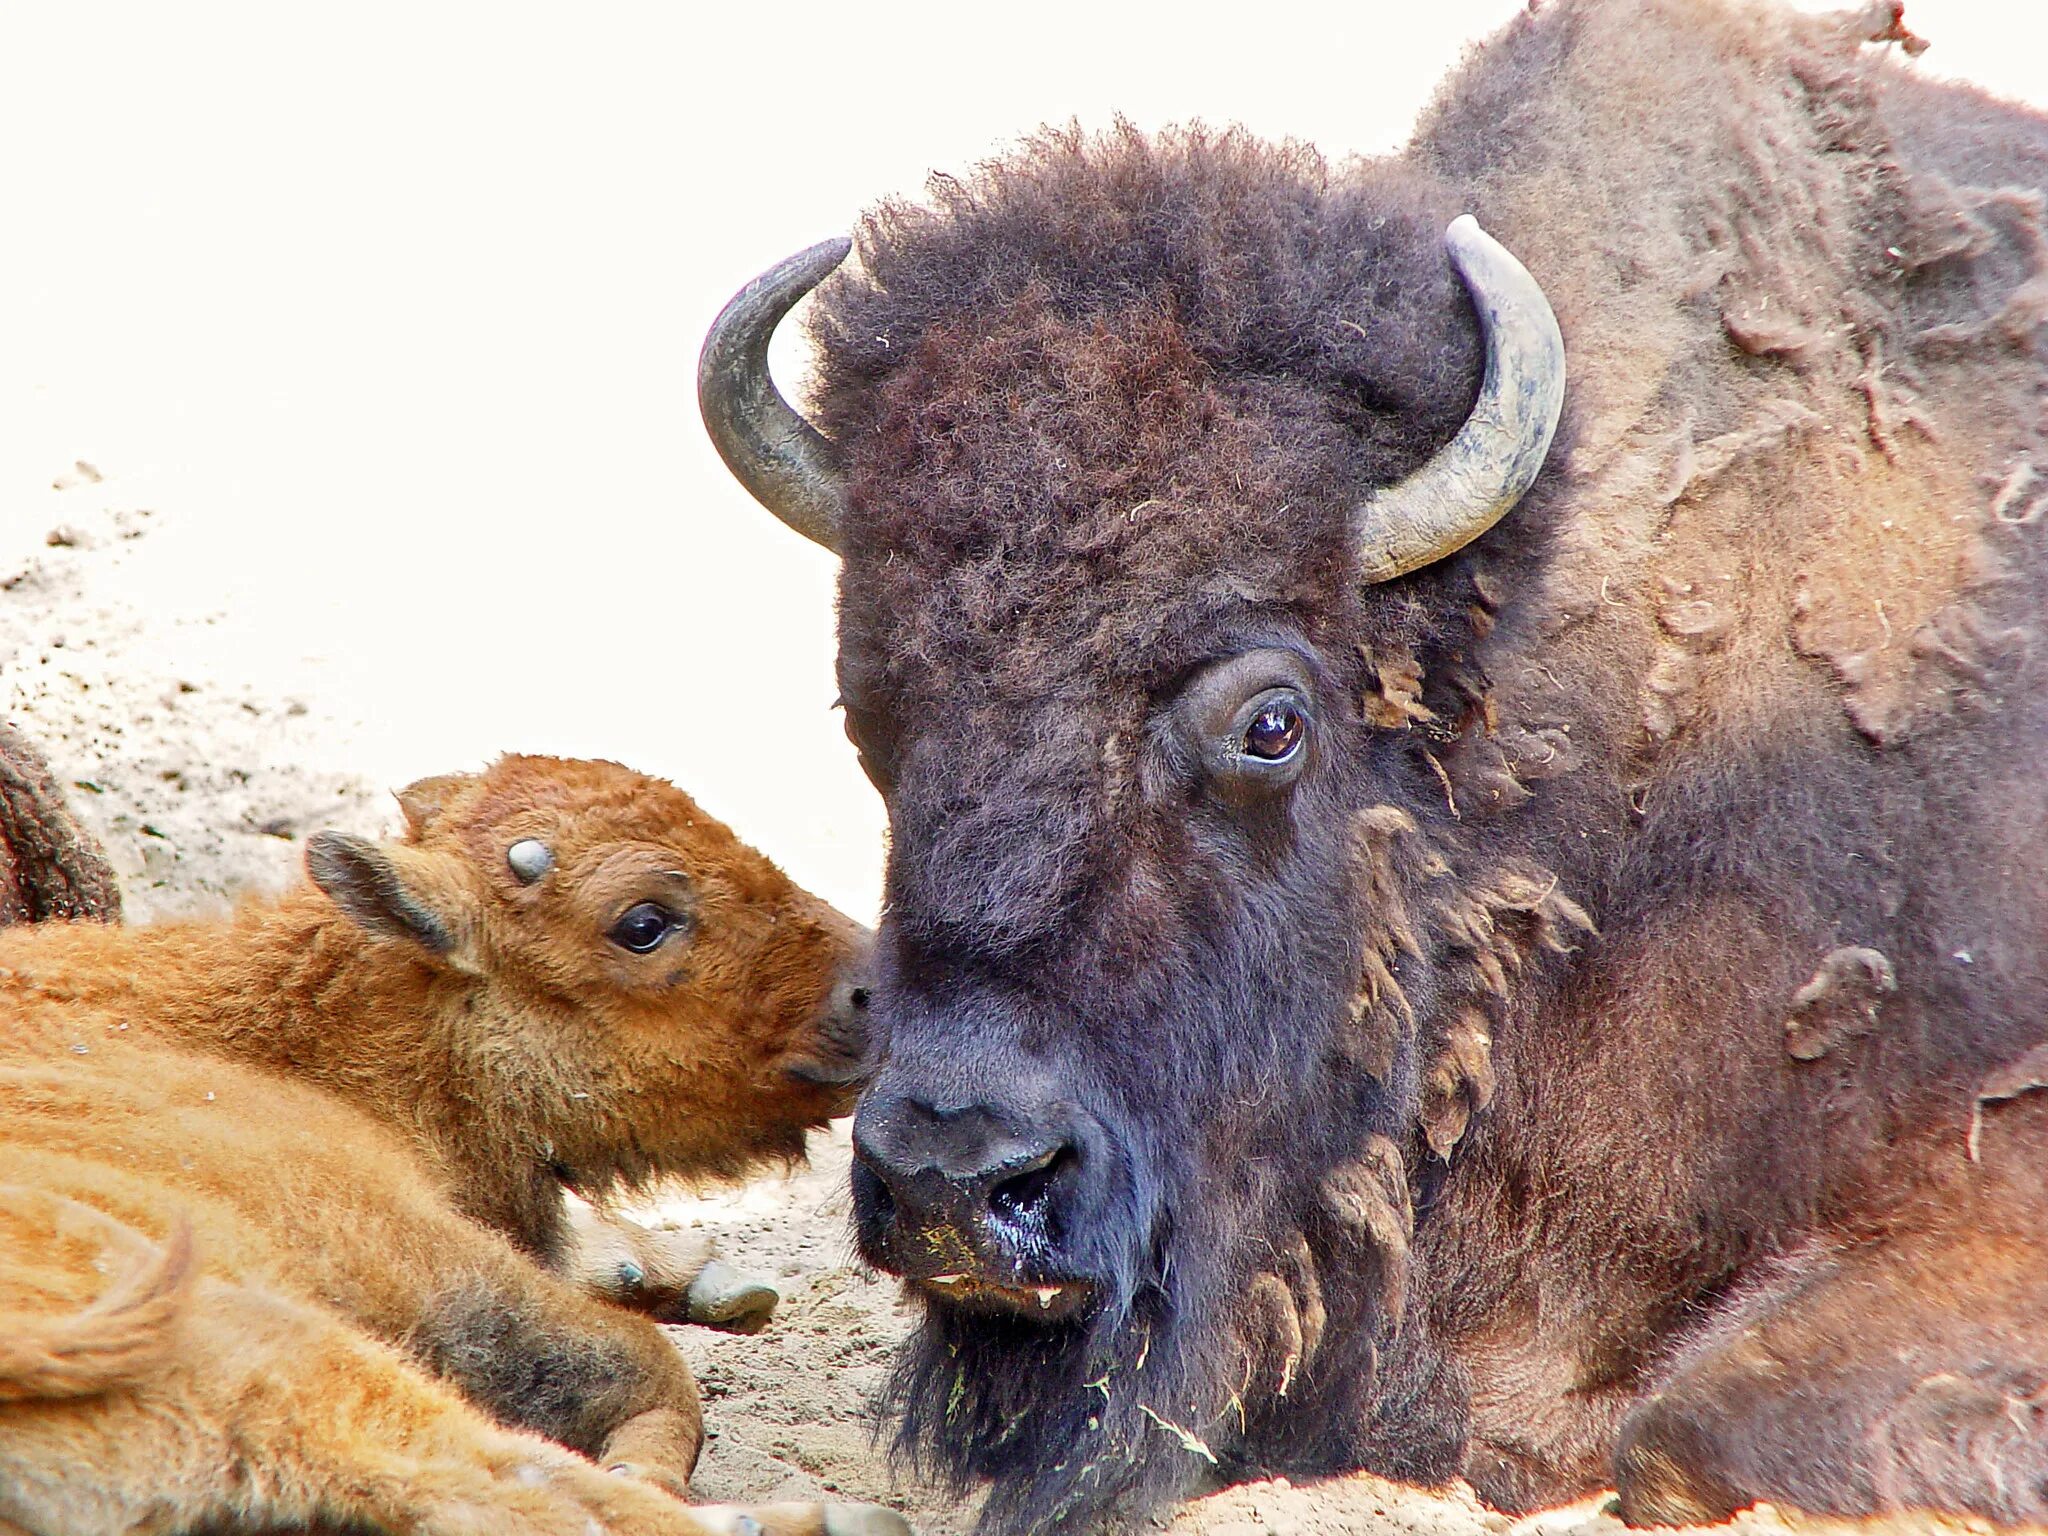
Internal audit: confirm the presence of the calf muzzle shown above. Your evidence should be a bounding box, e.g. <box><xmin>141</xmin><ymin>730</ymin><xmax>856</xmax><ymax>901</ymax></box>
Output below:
<box><xmin>781</xmin><ymin>916</ymin><xmax>878</xmax><ymax>1113</ymax></box>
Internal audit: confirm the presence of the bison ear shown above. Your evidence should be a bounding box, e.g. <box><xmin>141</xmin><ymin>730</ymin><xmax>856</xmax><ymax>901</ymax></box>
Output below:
<box><xmin>394</xmin><ymin>773</ymin><xmax>474</xmax><ymax>840</ymax></box>
<box><xmin>306</xmin><ymin>832</ymin><xmax>478</xmax><ymax>970</ymax></box>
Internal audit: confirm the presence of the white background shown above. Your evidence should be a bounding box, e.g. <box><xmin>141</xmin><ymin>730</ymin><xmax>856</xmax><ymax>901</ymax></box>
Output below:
<box><xmin>4</xmin><ymin>1</ymin><xmax>2042</xmax><ymax>919</ymax></box>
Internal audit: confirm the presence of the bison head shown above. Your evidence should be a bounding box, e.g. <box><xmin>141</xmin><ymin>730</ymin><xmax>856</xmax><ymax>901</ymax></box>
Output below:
<box><xmin>701</xmin><ymin>127</ymin><xmax>1565</xmax><ymax>1531</ymax></box>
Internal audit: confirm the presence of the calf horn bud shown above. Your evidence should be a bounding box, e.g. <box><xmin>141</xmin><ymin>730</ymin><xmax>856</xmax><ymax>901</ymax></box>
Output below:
<box><xmin>506</xmin><ymin>838</ymin><xmax>553</xmax><ymax>885</ymax></box>
<box><xmin>1355</xmin><ymin>215</ymin><xmax>1565</xmax><ymax>584</ymax></box>
<box><xmin>697</xmin><ymin>237</ymin><xmax>852</xmax><ymax>553</ymax></box>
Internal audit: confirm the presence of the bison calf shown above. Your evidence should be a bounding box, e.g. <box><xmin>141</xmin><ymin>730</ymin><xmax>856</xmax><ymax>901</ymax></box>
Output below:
<box><xmin>0</xmin><ymin>754</ymin><xmax>902</xmax><ymax>1536</ymax></box>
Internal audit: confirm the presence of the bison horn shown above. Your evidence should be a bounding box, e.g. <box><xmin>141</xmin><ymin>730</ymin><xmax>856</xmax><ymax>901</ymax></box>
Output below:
<box><xmin>700</xmin><ymin>220</ymin><xmax>1559</xmax><ymax>572</ymax></box>
<box><xmin>1354</xmin><ymin>215</ymin><xmax>1565</xmax><ymax>584</ymax></box>
<box><xmin>697</xmin><ymin>237</ymin><xmax>852</xmax><ymax>553</ymax></box>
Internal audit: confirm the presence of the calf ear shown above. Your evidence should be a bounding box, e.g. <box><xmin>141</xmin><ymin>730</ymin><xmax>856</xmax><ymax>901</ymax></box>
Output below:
<box><xmin>394</xmin><ymin>773</ymin><xmax>473</xmax><ymax>839</ymax></box>
<box><xmin>306</xmin><ymin>832</ymin><xmax>475</xmax><ymax>967</ymax></box>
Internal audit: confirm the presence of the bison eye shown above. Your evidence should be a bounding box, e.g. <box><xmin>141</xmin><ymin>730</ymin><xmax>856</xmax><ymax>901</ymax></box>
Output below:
<box><xmin>1173</xmin><ymin>650</ymin><xmax>1319</xmax><ymax>803</ymax></box>
<box><xmin>1221</xmin><ymin>687</ymin><xmax>1313</xmax><ymax>793</ymax></box>
<box><xmin>841</xmin><ymin>707</ymin><xmax>895</xmax><ymax>794</ymax></box>
<box><xmin>1242</xmin><ymin>699</ymin><xmax>1305</xmax><ymax>762</ymax></box>
<box><xmin>608</xmin><ymin>901</ymin><xmax>677</xmax><ymax>954</ymax></box>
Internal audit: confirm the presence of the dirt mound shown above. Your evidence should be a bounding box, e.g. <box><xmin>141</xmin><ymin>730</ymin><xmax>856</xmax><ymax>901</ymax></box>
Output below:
<box><xmin>2</xmin><ymin>488</ymin><xmax>384</xmax><ymax>922</ymax></box>
<box><xmin>0</xmin><ymin>719</ymin><xmax>120</xmax><ymax>923</ymax></box>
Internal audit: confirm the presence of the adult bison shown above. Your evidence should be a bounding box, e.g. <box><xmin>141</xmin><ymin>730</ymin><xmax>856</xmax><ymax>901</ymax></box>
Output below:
<box><xmin>700</xmin><ymin>0</ymin><xmax>2048</xmax><ymax>1528</ymax></box>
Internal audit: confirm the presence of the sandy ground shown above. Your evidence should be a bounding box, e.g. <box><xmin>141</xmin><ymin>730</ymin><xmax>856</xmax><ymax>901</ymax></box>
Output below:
<box><xmin>2</xmin><ymin>472</ymin><xmax>1992</xmax><ymax>1536</ymax></box>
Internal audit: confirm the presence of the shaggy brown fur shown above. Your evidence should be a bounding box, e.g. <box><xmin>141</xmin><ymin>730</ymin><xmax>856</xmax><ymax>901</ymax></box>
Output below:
<box><xmin>0</xmin><ymin>723</ymin><xmax>119</xmax><ymax>926</ymax></box>
<box><xmin>783</xmin><ymin>0</ymin><xmax>2048</xmax><ymax>1530</ymax></box>
<box><xmin>0</xmin><ymin>755</ymin><xmax>902</xmax><ymax>1536</ymax></box>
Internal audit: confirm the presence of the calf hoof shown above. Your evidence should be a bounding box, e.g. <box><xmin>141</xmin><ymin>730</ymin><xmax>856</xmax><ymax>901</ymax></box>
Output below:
<box><xmin>693</xmin><ymin>1504</ymin><xmax>912</xmax><ymax>1535</ymax></box>
<box><xmin>681</xmin><ymin>1260</ymin><xmax>780</xmax><ymax>1334</ymax></box>
<box><xmin>600</xmin><ymin>1404</ymin><xmax>701</xmax><ymax>1496</ymax></box>
<box><xmin>604</xmin><ymin>1458</ymin><xmax>693</xmax><ymax>1500</ymax></box>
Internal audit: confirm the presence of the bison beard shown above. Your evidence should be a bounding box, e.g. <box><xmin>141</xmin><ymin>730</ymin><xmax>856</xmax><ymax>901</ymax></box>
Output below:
<box><xmin>883</xmin><ymin>1193</ymin><xmax>1460</xmax><ymax>1534</ymax></box>
<box><xmin>871</xmin><ymin>873</ymin><xmax>1473</xmax><ymax>1531</ymax></box>
<box><xmin>705</xmin><ymin>0</ymin><xmax>2048</xmax><ymax>1531</ymax></box>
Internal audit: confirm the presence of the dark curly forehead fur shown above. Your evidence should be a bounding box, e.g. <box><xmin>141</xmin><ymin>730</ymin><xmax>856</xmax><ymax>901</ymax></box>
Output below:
<box><xmin>810</xmin><ymin>123</ymin><xmax>1485</xmax><ymax>642</ymax></box>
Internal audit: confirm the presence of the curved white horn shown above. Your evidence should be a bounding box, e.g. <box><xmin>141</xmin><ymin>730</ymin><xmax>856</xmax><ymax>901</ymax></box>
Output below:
<box><xmin>1355</xmin><ymin>215</ymin><xmax>1565</xmax><ymax>584</ymax></box>
<box><xmin>697</xmin><ymin>238</ymin><xmax>852</xmax><ymax>553</ymax></box>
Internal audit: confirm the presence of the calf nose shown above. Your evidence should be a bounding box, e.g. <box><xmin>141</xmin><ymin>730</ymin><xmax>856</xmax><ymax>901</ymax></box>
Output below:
<box><xmin>819</xmin><ymin>958</ymin><xmax>874</xmax><ymax>1052</ymax></box>
<box><xmin>784</xmin><ymin>923</ymin><xmax>876</xmax><ymax>1109</ymax></box>
<box><xmin>851</xmin><ymin>1093</ymin><xmax>1076</xmax><ymax>1264</ymax></box>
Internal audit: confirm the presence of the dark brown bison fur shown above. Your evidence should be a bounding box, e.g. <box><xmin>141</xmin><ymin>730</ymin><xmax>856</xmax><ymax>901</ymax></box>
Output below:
<box><xmin>0</xmin><ymin>724</ymin><xmax>119</xmax><ymax>926</ymax></box>
<box><xmin>0</xmin><ymin>755</ymin><xmax>900</xmax><ymax>1536</ymax></box>
<box><xmin>800</xmin><ymin>0</ymin><xmax>2048</xmax><ymax>1529</ymax></box>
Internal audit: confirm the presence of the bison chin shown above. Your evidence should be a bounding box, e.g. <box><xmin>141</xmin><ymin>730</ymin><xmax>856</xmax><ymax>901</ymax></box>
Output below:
<box><xmin>880</xmin><ymin>1205</ymin><xmax>1255</xmax><ymax>1534</ymax></box>
<box><xmin>877</xmin><ymin>1148</ymin><xmax>1461</xmax><ymax>1536</ymax></box>
<box><xmin>845</xmin><ymin>821</ymin><xmax>1465</xmax><ymax>1528</ymax></box>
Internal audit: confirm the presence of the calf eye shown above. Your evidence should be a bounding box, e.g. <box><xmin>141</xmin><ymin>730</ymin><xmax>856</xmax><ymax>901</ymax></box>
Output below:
<box><xmin>1242</xmin><ymin>699</ymin><xmax>1304</xmax><ymax>762</ymax></box>
<box><xmin>609</xmin><ymin>901</ymin><xmax>677</xmax><ymax>954</ymax></box>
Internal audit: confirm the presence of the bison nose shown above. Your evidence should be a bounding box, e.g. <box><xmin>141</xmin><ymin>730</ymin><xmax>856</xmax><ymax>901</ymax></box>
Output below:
<box><xmin>851</xmin><ymin>1093</ymin><xmax>1078</xmax><ymax>1267</ymax></box>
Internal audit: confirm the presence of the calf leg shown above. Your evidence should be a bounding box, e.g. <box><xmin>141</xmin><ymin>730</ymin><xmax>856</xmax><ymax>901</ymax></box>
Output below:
<box><xmin>406</xmin><ymin>1253</ymin><xmax>710</xmax><ymax>1493</ymax></box>
<box><xmin>1615</xmin><ymin>1177</ymin><xmax>2048</xmax><ymax>1525</ymax></box>
<box><xmin>406</xmin><ymin>1264</ymin><xmax>903</xmax><ymax>1533</ymax></box>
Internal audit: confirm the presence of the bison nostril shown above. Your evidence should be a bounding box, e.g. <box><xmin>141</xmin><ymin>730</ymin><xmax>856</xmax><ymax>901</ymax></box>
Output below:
<box><xmin>851</xmin><ymin>1150</ymin><xmax>897</xmax><ymax>1229</ymax></box>
<box><xmin>848</xmin><ymin>986</ymin><xmax>871</xmax><ymax>1010</ymax></box>
<box><xmin>989</xmin><ymin>1144</ymin><xmax>1075</xmax><ymax>1231</ymax></box>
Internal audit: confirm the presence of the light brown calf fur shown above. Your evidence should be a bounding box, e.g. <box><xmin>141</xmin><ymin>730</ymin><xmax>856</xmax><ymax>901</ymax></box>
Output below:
<box><xmin>0</xmin><ymin>754</ymin><xmax>904</xmax><ymax>1536</ymax></box>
